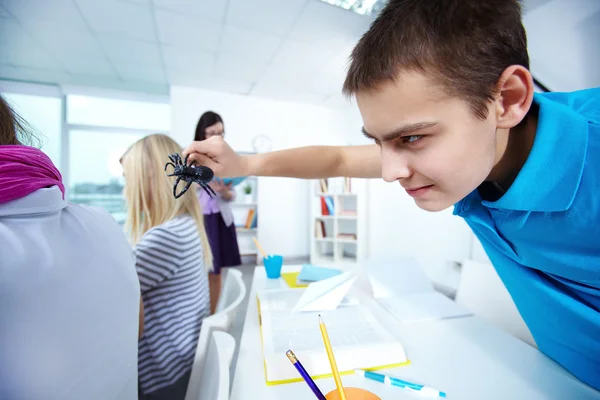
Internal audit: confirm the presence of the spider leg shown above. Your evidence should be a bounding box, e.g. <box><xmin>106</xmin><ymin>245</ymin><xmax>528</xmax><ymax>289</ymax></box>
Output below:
<box><xmin>175</xmin><ymin>153</ymin><xmax>183</xmax><ymax>165</ymax></box>
<box><xmin>183</xmin><ymin>154</ymin><xmax>189</xmax><ymax>166</ymax></box>
<box><xmin>178</xmin><ymin>180</ymin><xmax>193</xmax><ymax>197</ymax></box>
<box><xmin>200</xmin><ymin>182</ymin><xmax>217</xmax><ymax>197</ymax></box>
<box><xmin>164</xmin><ymin>162</ymin><xmax>176</xmax><ymax>171</ymax></box>
<box><xmin>173</xmin><ymin>177</ymin><xmax>183</xmax><ymax>198</ymax></box>
<box><xmin>169</xmin><ymin>154</ymin><xmax>178</xmax><ymax>164</ymax></box>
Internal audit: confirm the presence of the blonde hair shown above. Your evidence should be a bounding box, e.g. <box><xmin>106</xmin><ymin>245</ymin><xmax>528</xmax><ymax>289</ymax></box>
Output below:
<box><xmin>121</xmin><ymin>133</ymin><xmax>213</xmax><ymax>270</ymax></box>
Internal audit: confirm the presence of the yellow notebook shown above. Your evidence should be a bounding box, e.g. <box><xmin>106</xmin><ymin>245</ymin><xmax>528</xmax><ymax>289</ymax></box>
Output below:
<box><xmin>257</xmin><ymin>288</ymin><xmax>410</xmax><ymax>385</ymax></box>
<box><xmin>281</xmin><ymin>271</ymin><xmax>309</xmax><ymax>288</ymax></box>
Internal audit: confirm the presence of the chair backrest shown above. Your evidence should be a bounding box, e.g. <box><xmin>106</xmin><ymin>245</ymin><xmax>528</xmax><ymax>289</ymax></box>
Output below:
<box><xmin>185</xmin><ymin>269</ymin><xmax>246</xmax><ymax>400</ymax></box>
<box><xmin>214</xmin><ymin>269</ymin><xmax>247</xmax><ymax>331</ymax></box>
<box><xmin>455</xmin><ymin>259</ymin><xmax>537</xmax><ymax>348</ymax></box>
<box><xmin>184</xmin><ymin>313</ymin><xmax>228</xmax><ymax>400</ymax></box>
<box><xmin>196</xmin><ymin>331</ymin><xmax>236</xmax><ymax>400</ymax></box>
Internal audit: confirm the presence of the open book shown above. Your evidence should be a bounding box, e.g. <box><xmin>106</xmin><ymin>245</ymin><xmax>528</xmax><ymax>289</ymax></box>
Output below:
<box><xmin>257</xmin><ymin>288</ymin><xmax>409</xmax><ymax>385</ymax></box>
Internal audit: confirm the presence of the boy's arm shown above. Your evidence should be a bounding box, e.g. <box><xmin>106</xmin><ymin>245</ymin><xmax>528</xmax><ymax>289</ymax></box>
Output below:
<box><xmin>183</xmin><ymin>136</ymin><xmax>382</xmax><ymax>179</ymax></box>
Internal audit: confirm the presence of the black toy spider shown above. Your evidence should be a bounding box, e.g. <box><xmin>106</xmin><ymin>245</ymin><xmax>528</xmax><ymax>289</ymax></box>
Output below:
<box><xmin>164</xmin><ymin>153</ymin><xmax>217</xmax><ymax>199</ymax></box>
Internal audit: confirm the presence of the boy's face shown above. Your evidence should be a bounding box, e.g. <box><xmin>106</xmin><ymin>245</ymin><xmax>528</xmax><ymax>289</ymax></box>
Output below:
<box><xmin>356</xmin><ymin>72</ymin><xmax>501</xmax><ymax>212</ymax></box>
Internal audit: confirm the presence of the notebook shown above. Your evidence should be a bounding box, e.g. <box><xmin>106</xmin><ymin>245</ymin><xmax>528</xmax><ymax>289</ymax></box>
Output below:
<box><xmin>257</xmin><ymin>288</ymin><xmax>409</xmax><ymax>385</ymax></box>
<box><xmin>296</xmin><ymin>264</ymin><xmax>343</xmax><ymax>285</ymax></box>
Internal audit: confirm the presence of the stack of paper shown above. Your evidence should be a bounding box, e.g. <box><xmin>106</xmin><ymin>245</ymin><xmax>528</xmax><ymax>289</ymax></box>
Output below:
<box><xmin>365</xmin><ymin>256</ymin><xmax>473</xmax><ymax>324</ymax></box>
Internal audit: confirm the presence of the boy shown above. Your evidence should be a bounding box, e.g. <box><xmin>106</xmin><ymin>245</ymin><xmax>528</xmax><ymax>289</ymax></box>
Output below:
<box><xmin>183</xmin><ymin>0</ymin><xmax>599</xmax><ymax>390</ymax></box>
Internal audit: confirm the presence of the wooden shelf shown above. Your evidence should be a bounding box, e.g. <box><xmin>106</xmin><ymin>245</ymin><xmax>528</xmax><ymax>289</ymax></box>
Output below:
<box><xmin>315</xmin><ymin>237</ymin><xmax>335</xmax><ymax>242</ymax></box>
<box><xmin>236</xmin><ymin>227</ymin><xmax>257</xmax><ymax>233</ymax></box>
<box><xmin>231</xmin><ymin>202</ymin><xmax>257</xmax><ymax>207</ymax></box>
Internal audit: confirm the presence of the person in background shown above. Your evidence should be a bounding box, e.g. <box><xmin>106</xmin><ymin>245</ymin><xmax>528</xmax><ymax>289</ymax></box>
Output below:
<box><xmin>183</xmin><ymin>0</ymin><xmax>600</xmax><ymax>391</ymax></box>
<box><xmin>194</xmin><ymin>111</ymin><xmax>242</xmax><ymax>313</ymax></box>
<box><xmin>0</xmin><ymin>94</ymin><xmax>141</xmax><ymax>400</ymax></box>
<box><xmin>121</xmin><ymin>133</ymin><xmax>212</xmax><ymax>400</ymax></box>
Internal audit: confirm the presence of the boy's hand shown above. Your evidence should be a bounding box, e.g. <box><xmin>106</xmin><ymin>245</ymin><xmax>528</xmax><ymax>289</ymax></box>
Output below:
<box><xmin>183</xmin><ymin>136</ymin><xmax>249</xmax><ymax>178</ymax></box>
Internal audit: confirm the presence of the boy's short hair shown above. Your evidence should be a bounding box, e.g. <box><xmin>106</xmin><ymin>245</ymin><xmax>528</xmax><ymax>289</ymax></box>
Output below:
<box><xmin>343</xmin><ymin>0</ymin><xmax>530</xmax><ymax>120</ymax></box>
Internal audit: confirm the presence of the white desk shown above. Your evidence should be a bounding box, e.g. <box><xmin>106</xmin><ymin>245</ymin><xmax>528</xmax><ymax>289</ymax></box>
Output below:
<box><xmin>231</xmin><ymin>265</ymin><xmax>600</xmax><ymax>400</ymax></box>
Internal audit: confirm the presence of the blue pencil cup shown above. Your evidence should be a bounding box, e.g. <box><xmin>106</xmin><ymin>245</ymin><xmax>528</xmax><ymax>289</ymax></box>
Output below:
<box><xmin>264</xmin><ymin>254</ymin><xmax>283</xmax><ymax>279</ymax></box>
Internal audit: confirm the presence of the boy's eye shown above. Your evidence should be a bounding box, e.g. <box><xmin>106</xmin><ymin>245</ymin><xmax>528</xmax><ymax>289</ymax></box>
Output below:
<box><xmin>401</xmin><ymin>135</ymin><xmax>423</xmax><ymax>144</ymax></box>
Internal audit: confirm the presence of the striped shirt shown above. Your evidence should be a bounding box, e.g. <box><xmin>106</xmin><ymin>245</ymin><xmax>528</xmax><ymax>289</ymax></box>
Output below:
<box><xmin>135</xmin><ymin>214</ymin><xmax>210</xmax><ymax>395</ymax></box>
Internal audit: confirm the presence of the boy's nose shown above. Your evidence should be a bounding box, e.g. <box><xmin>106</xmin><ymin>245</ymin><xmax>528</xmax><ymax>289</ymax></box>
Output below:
<box><xmin>381</xmin><ymin>149</ymin><xmax>411</xmax><ymax>183</ymax></box>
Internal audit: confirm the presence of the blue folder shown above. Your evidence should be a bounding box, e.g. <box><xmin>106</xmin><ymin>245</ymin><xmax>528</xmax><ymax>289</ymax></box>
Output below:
<box><xmin>214</xmin><ymin>176</ymin><xmax>247</xmax><ymax>187</ymax></box>
<box><xmin>297</xmin><ymin>264</ymin><xmax>343</xmax><ymax>282</ymax></box>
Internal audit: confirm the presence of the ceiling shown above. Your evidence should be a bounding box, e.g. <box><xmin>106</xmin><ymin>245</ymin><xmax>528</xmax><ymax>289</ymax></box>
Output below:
<box><xmin>1</xmin><ymin>0</ymin><xmax>587</xmax><ymax>110</ymax></box>
<box><xmin>0</xmin><ymin>0</ymin><xmax>375</xmax><ymax>108</ymax></box>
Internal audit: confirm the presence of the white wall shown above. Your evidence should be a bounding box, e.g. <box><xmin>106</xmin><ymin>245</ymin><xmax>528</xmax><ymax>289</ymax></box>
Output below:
<box><xmin>169</xmin><ymin>86</ymin><xmax>350</xmax><ymax>259</ymax></box>
<box><xmin>524</xmin><ymin>0</ymin><xmax>600</xmax><ymax>91</ymax></box>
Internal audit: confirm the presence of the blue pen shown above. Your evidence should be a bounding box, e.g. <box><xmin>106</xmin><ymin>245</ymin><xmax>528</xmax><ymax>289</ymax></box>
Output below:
<box><xmin>355</xmin><ymin>369</ymin><xmax>447</xmax><ymax>398</ymax></box>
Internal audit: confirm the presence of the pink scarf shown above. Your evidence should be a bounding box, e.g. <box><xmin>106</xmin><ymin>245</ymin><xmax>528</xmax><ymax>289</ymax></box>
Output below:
<box><xmin>0</xmin><ymin>145</ymin><xmax>65</xmax><ymax>204</ymax></box>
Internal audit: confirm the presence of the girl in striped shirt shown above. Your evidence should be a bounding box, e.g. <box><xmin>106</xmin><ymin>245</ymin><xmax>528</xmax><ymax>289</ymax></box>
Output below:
<box><xmin>121</xmin><ymin>134</ymin><xmax>213</xmax><ymax>400</ymax></box>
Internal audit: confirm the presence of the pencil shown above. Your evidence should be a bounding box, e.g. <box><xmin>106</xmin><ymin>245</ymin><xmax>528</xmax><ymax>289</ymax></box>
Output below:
<box><xmin>286</xmin><ymin>349</ymin><xmax>327</xmax><ymax>400</ymax></box>
<box><xmin>252</xmin><ymin>236</ymin><xmax>268</xmax><ymax>258</ymax></box>
<box><xmin>318</xmin><ymin>315</ymin><xmax>347</xmax><ymax>400</ymax></box>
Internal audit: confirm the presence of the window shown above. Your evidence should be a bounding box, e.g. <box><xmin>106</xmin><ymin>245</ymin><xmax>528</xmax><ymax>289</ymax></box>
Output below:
<box><xmin>65</xmin><ymin>94</ymin><xmax>171</xmax><ymax>225</ymax></box>
<box><xmin>68</xmin><ymin>130</ymin><xmax>144</xmax><ymax>225</ymax></box>
<box><xmin>1</xmin><ymin>83</ymin><xmax>171</xmax><ymax>226</ymax></box>
<box><xmin>2</xmin><ymin>93</ymin><xmax>62</xmax><ymax>167</ymax></box>
<box><xmin>67</xmin><ymin>95</ymin><xmax>171</xmax><ymax>131</ymax></box>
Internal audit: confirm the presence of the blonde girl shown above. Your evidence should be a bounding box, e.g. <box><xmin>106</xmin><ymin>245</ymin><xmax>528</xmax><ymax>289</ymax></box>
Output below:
<box><xmin>121</xmin><ymin>134</ymin><xmax>212</xmax><ymax>400</ymax></box>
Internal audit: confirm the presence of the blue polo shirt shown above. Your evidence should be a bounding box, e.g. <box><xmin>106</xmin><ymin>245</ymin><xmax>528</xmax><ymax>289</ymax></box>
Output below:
<box><xmin>454</xmin><ymin>88</ymin><xmax>600</xmax><ymax>390</ymax></box>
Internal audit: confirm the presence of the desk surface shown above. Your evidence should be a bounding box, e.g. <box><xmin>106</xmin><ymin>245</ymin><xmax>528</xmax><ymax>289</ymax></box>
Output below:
<box><xmin>230</xmin><ymin>265</ymin><xmax>600</xmax><ymax>400</ymax></box>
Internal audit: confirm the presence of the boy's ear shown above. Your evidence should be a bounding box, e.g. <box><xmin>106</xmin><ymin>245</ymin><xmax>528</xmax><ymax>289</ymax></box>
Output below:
<box><xmin>494</xmin><ymin>65</ymin><xmax>535</xmax><ymax>129</ymax></box>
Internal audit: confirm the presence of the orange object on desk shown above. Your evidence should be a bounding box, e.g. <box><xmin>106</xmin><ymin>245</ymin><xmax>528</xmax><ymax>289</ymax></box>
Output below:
<box><xmin>325</xmin><ymin>387</ymin><xmax>381</xmax><ymax>400</ymax></box>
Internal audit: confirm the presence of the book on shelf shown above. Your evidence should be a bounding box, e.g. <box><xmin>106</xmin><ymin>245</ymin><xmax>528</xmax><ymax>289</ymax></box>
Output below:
<box><xmin>314</xmin><ymin>220</ymin><xmax>327</xmax><ymax>238</ymax></box>
<box><xmin>337</xmin><ymin>233</ymin><xmax>357</xmax><ymax>240</ymax></box>
<box><xmin>242</xmin><ymin>209</ymin><xmax>257</xmax><ymax>229</ymax></box>
<box><xmin>256</xmin><ymin>288</ymin><xmax>409</xmax><ymax>385</ymax></box>
<box><xmin>320</xmin><ymin>196</ymin><xmax>334</xmax><ymax>215</ymax></box>
<box><xmin>318</xmin><ymin>177</ymin><xmax>352</xmax><ymax>194</ymax></box>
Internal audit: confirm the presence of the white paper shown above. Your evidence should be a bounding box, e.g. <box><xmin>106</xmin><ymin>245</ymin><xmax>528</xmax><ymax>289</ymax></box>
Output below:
<box><xmin>292</xmin><ymin>271</ymin><xmax>358</xmax><ymax>313</ymax></box>
<box><xmin>366</xmin><ymin>256</ymin><xmax>436</xmax><ymax>297</ymax></box>
<box><xmin>377</xmin><ymin>291</ymin><xmax>472</xmax><ymax>324</ymax></box>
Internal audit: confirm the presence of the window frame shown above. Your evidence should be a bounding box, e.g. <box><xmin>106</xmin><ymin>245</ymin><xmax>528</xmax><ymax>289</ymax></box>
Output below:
<box><xmin>1</xmin><ymin>79</ymin><xmax>171</xmax><ymax>219</ymax></box>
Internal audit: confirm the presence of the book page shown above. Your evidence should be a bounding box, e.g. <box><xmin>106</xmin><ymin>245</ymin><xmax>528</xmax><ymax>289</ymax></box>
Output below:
<box><xmin>258</xmin><ymin>289</ymin><xmax>408</xmax><ymax>382</ymax></box>
<box><xmin>263</xmin><ymin>306</ymin><xmax>395</xmax><ymax>355</ymax></box>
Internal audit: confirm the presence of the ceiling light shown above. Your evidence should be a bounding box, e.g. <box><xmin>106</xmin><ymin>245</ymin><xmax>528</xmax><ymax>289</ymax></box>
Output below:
<box><xmin>319</xmin><ymin>0</ymin><xmax>387</xmax><ymax>16</ymax></box>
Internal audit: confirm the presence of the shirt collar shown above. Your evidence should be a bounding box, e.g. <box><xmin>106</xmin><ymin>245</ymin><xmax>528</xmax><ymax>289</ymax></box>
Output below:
<box><xmin>0</xmin><ymin>186</ymin><xmax>67</xmax><ymax>217</ymax></box>
<box><xmin>479</xmin><ymin>92</ymin><xmax>588</xmax><ymax>213</ymax></box>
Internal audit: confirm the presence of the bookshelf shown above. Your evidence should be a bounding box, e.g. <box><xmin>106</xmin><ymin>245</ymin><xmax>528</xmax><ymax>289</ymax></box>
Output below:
<box><xmin>310</xmin><ymin>177</ymin><xmax>368</xmax><ymax>265</ymax></box>
<box><xmin>228</xmin><ymin>153</ymin><xmax>259</xmax><ymax>265</ymax></box>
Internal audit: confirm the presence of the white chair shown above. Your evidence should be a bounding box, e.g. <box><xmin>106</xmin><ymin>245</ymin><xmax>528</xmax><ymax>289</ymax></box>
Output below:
<box><xmin>455</xmin><ymin>259</ymin><xmax>537</xmax><ymax>348</ymax></box>
<box><xmin>194</xmin><ymin>331</ymin><xmax>236</xmax><ymax>400</ymax></box>
<box><xmin>214</xmin><ymin>268</ymin><xmax>247</xmax><ymax>331</ymax></box>
<box><xmin>185</xmin><ymin>313</ymin><xmax>229</xmax><ymax>400</ymax></box>
<box><xmin>185</xmin><ymin>269</ymin><xmax>246</xmax><ymax>400</ymax></box>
